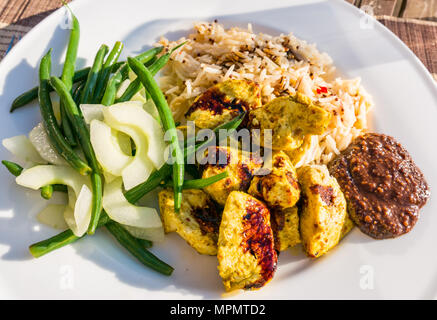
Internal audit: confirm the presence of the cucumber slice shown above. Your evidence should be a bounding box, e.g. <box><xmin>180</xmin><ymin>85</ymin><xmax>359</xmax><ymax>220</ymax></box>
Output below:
<box><xmin>102</xmin><ymin>177</ymin><xmax>162</xmax><ymax>229</ymax></box>
<box><xmin>17</xmin><ymin>165</ymin><xmax>92</xmax><ymax>237</ymax></box>
<box><xmin>16</xmin><ymin>165</ymin><xmax>90</xmax><ymax>195</ymax></box>
<box><xmin>63</xmin><ymin>184</ymin><xmax>93</xmax><ymax>237</ymax></box>
<box><xmin>2</xmin><ymin>135</ymin><xmax>46</xmax><ymax>164</ymax></box>
<box><xmin>103</xmin><ymin>171</ymin><xmax>117</xmax><ymax>184</ymax></box>
<box><xmin>29</xmin><ymin>122</ymin><xmax>67</xmax><ymax>165</ymax></box>
<box><xmin>80</xmin><ymin>104</ymin><xmax>105</xmax><ymax>124</ymax></box>
<box><xmin>69</xmin><ymin>184</ymin><xmax>93</xmax><ymax>237</ymax></box>
<box><xmin>37</xmin><ymin>204</ymin><xmax>68</xmax><ymax>230</ymax></box>
<box><xmin>115</xmin><ymin>124</ymin><xmax>154</xmax><ymax>189</ymax></box>
<box><xmin>103</xmin><ymin>102</ymin><xmax>166</xmax><ymax>169</ymax></box>
<box><xmin>116</xmin><ymin>131</ymin><xmax>132</xmax><ymax>156</ymax></box>
<box><xmin>143</xmin><ymin>99</ymin><xmax>160</xmax><ymax>122</ymax></box>
<box><xmin>90</xmin><ymin>119</ymin><xmax>132</xmax><ymax>176</ymax></box>
<box><xmin>122</xmin><ymin>224</ymin><xmax>164</xmax><ymax>242</ymax></box>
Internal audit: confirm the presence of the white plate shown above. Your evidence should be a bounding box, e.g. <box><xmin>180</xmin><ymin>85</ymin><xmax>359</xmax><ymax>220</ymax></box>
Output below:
<box><xmin>0</xmin><ymin>0</ymin><xmax>436</xmax><ymax>299</ymax></box>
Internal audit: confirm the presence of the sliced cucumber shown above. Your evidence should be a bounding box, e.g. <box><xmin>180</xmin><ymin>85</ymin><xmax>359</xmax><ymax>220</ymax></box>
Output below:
<box><xmin>16</xmin><ymin>165</ymin><xmax>90</xmax><ymax>195</ymax></box>
<box><xmin>103</xmin><ymin>171</ymin><xmax>117</xmax><ymax>184</ymax></box>
<box><xmin>116</xmin><ymin>131</ymin><xmax>133</xmax><ymax>156</ymax></box>
<box><xmin>117</xmin><ymin>124</ymin><xmax>154</xmax><ymax>189</ymax></box>
<box><xmin>102</xmin><ymin>177</ymin><xmax>162</xmax><ymax>229</ymax></box>
<box><xmin>103</xmin><ymin>102</ymin><xmax>166</xmax><ymax>169</ymax></box>
<box><xmin>122</xmin><ymin>224</ymin><xmax>164</xmax><ymax>242</ymax></box>
<box><xmin>2</xmin><ymin>135</ymin><xmax>46</xmax><ymax>164</ymax></box>
<box><xmin>143</xmin><ymin>99</ymin><xmax>160</xmax><ymax>122</ymax></box>
<box><xmin>80</xmin><ymin>104</ymin><xmax>105</xmax><ymax>124</ymax></box>
<box><xmin>29</xmin><ymin>122</ymin><xmax>67</xmax><ymax>166</ymax></box>
<box><xmin>37</xmin><ymin>204</ymin><xmax>68</xmax><ymax>230</ymax></box>
<box><xmin>69</xmin><ymin>184</ymin><xmax>93</xmax><ymax>237</ymax></box>
<box><xmin>90</xmin><ymin>119</ymin><xmax>132</xmax><ymax>176</ymax></box>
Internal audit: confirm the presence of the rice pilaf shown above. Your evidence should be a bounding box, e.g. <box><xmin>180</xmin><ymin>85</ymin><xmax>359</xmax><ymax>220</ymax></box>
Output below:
<box><xmin>157</xmin><ymin>22</ymin><xmax>373</xmax><ymax>166</ymax></box>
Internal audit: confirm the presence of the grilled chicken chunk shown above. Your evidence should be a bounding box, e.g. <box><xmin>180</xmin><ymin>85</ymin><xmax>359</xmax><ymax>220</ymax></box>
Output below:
<box><xmin>271</xmin><ymin>206</ymin><xmax>301</xmax><ymax>251</ymax></box>
<box><xmin>201</xmin><ymin>146</ymin><xmax>263</xmax><ymax>206</ymax></box>
<box><xmin>158</xmin><ymin>189</ymin><xmax>221</xmax><ymax>255</ymax></box>
<box><xmin>185</xmin><ymin>79</ymin><xmax>262</xmax><ymax>129</ymax></box>
<box><xmin>249</xmin><ymin>93</ymin><xmax>331</xmax><ymax>151</ymax></box>
<box><xmin>297</xmin><ymin>165</ymin><xmax>347</xmax><ymax>258</ymax></box>
<box><xmin>217</xmin><ymin>191</ymin><xmax>277</xmax><ymax>291</ymax></box>
<box><xmin>248</xmin><ymin>151</ymin><xmax>300</xmax><ymax>210</ymax></box>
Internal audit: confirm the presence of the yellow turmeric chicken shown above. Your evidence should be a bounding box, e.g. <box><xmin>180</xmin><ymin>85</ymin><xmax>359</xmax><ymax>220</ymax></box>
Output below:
<box><xmin>158</xmin><ymin>189</ymin><xmax>221</xmax><ymax>255</ymax></box>
<box><xmin>217</xmin><ymin>191</ymin><xmax>277</xmax><ymax>291</ymax></box>
<box><xmin>248</xmin><ymin>151</ymin><xmax>300</xmax><ymax>210</ymax></box>
<box><xmin>271</xmin><ymin>206</ymin><xmax>301</xmax><ymax>251</ymax></box>
<box><xmin>185</xmin><ymin>79</ymin><xmax>262</xmax><ymax>129</ymax></box>
<box><xmin>249</xmin><ymin>93</ymin><xmax>331</xmax><ymax>151</ymax></box>
<box><xmin>201</xmin><ymin>146</ymin><xmax>263</xmax><ymax>206</ymax></box>
<box><xmin>297</xmin><ymin>165</ymin><xmax>347</xmax><ymax>258</ymax></box>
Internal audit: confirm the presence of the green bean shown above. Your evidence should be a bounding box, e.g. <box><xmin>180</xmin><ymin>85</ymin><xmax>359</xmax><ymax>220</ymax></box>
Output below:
<box><xmin>105</xmin><ymin>221</ymin><xmax>173</xmax><ymax>276</ymax></box>
<box><xmin>185</xmin><ymin>164</ymin><xmax>201</xmax><ymax>179</ymax></box>
<box><xmin>60</xmin><ymin>12</ymin><xmax>80</xmax><ymax>90</ymax></box>
<box><xmin>49</xmin><ymin>76</ymin><xmax>103</xmax><ymax>234</ymax></box>
<box><xmin>128</xmin><ymin>57</ymin><xmax>184</xmax><ymax>212</ymax></box>
<box><xmin>57</xmin><ymin>9</ymin><xmax>80</xmax><ymax>147</ymax></box>
<box><xmin>101</xmin><ymin>46</ymin><xmax>163</xmax><ymax>106</ymax></box>
<box><xmin>59</xmin><ymin>102</ymin><xmax>77</xmax><ymax>147</ymax></box>
<box><xmin>40</xmin><ymin>184</ymin><xmax>68</xmax><ymax>200</ymax></box>
<box><xmin>40</xmin><ymin>185</ymin><xmax>53</xmax><ymax>200</ymax></box>
<box><xmin>80</xmin><ymin>44</ymin><xmax>108</xmax><ymax>104</ymax></box>
<box><xmin>92</xmin><ymin>41</ymin><xmax>123</xmax><ymax>103</ymax></box>
<box><xmin>2</xmin><ymin>160</ymin><xmax>67</xmax><ymax>199</ymax></box>
<box><xmin>123</xmin><ymin>113</ymin><xmax>246</xmax><ymax>204</ymax></box>
<box><xmin>116</xmin><ymin>43</ymin><xmax>186</xmax><ymax>103</ymax></box>
<box><xmin>115</xmin><ymin>57</ymin><xmax>162</xmax><ymax>103</ymax></box>
<box><xmin>124</xmin><ymin>163</ymin><xmax>172</xmax><ymax>204</ymax></box>
<box><xmin>38</xmin><ymin>50</ymin><xmax>91</xmax><ymax>175</ymax></box>
<box><xmin>53</xmin><ymin>184</ymin><xmax>68</xmax><ymax>193</ymax></box>
<box><xmin>138</xmin><ymin>239</ymin><xmax>153</xmax><ymax>249</ymax></box>
<box><xmin>10</xmin><ymin>67</ymin><xmax>91</xmax><ymax>113</ymax></box>
<box><xmin>1</xmin><ymin>160</ymin><xmax>23</xmax><ymax>176</ymax></box>
<box><xmin>162</xmin><ymin>171</ymin><xmax>228</xmax><ymax>190</ymax></box>
<box><xmin>29</xmin><ymin>212</ymin><xmax>111</xmax><ymax>258</ymax></box>
<box><xmin>72</xmin><ymin>81</ymin><xmax>85</xmax><ymax>105</ymax></box>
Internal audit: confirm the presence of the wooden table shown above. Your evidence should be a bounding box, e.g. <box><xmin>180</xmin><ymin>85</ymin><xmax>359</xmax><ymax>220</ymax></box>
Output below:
<box><xmin>347</xmin><ymin>0</ymin><xmax>437</xmax><ymax>20</ymax></box>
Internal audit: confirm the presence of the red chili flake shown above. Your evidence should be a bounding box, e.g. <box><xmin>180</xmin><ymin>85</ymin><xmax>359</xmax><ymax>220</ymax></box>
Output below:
<box><xmin>316</xmin><ymin>86</ymin><xmax>328</xmax><ymax>94</ymax></box>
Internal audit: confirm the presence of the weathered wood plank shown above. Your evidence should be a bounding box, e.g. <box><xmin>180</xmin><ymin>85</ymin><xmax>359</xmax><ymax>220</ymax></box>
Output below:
<box><xmin>393</xmin><ymin>0</ymin><xmax>406</xmax><ymax>17</ymax></box>
<box><xmin>402</xmin><ymin>0</ymin><xmax>437</xmax><ymax>19</ymax></box>
<box><xmin>360</xmin><ymin>0</ymin><xmax>398</xmax><ymax>16</ymax></box>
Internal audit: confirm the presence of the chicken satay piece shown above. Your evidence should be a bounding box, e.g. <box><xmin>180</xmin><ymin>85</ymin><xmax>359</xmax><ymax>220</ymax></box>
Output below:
<box><xmin>298</xmin><ymin>165</ymin><xmax>347</xmax><ymax>258</ymax></box>
<box><xmin>201</xmin><ymin>146</ymin><xmax>263</xmax><ymax>206</ymax></box>
<box><xmin>248</xmin><ymin>151</ymin><xmax>300</xmax><ymax>210</ymax></box>
<box><xmin>185</xmin><ymin>79</ymin><xmax>261</xmax><ymax>129</ymax></box>
<box><xmin>270</xmin><ymin>206</ymin><xmax>301</xmax><ymax>252</ymax></box>
<box><xmin>217</xmin><ymin>191</ymin><xmax>277</xmax><ymax>291</ymax></box>
<box><xmin>249</xmin><ymin>93</ymin><xmax>331</xmax><ymax>151</ymax></box>
<box><xmin>159</xmin><ymin>189</ymin><xmax>221</xmax><ymax>255</ymax></box>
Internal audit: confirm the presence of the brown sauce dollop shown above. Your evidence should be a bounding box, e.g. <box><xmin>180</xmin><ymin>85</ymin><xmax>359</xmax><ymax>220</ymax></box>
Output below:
<box><xmin>328</xmin><ymin>133</ymin><xmax>430</xmax><ymax>239</ymax></box>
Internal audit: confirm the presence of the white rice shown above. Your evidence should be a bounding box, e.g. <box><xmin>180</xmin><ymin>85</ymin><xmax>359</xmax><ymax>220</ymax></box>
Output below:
<box><xmin>157</xmin><ymin>22</ymin><xmax>373</xmax><ymax>166</ymax></box>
